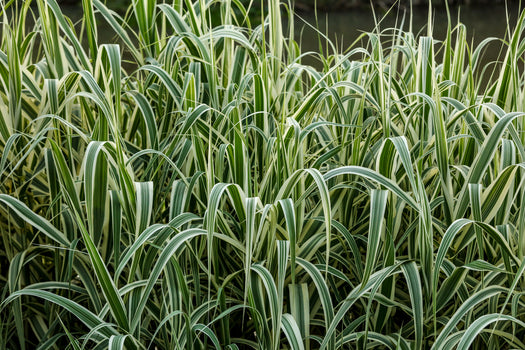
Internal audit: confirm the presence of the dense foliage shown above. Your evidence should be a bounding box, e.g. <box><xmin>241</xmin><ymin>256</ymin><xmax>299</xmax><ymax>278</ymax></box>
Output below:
<box><xmin>2</xmin><ymin>0</ymin><xmax>525</xmax><ymax>349</ymax></box>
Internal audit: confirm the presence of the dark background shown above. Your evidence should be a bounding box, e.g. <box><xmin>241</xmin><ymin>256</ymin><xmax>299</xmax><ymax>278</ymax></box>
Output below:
<box><xmin>56</xmin><ymin>0</ymin><xmax>521</xmax><ymax>12</ymax></box>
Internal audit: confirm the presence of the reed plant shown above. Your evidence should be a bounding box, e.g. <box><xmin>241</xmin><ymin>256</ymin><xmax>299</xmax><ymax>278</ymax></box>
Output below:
<box><xmin>2</xmin><ymin>0</ymin><xmax>525</xmax><ymax>348</ymax></box>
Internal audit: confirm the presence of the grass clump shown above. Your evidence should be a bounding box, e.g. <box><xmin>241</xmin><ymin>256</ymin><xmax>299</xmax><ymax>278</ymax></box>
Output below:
<box><xmin>2</xmin><ymin>0</ymin><xmax>525</xmax><ymax>348</ymax></box>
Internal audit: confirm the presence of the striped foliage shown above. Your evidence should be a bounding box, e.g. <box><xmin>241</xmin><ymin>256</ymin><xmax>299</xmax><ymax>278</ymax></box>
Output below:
<box><xmin>2</xmin><ymin>0</ymin><xmax>525</xmax><ymax>349</ymax></box>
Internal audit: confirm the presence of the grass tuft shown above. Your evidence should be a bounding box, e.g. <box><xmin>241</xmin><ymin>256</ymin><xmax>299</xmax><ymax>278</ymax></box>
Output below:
<box><xmin>2</xmin><ymin>0</ymin><xmax>525</xmax><ymax>348</ymax></box>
